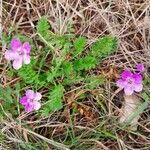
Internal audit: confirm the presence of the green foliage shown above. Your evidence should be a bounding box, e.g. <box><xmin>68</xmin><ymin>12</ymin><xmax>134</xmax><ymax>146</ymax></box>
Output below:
<box><xmin>72</xmin><ymin>36</ymin><xmax>86</xmax><ymax>57</ymax></box>
<box><xmin>36</xmin><ymin>17</ymin><xmax>73</xmax><ymax>51</ymax></box>
<box><xmin>90</xmin><ymin>36</ymin><xmax>117</xmax><ymax>58</ymax></box>
<box><xmin>144</xmin><ymin>76</ymin><xmax>150</xmax><ymax>86</ymax></box>
<box><xmin>0</xmin><ymin>86</ymin><xmax>13</xmax><ymax>103</ymax></box>
<box><xmin>42</xmin><ymin>84</ymin><xmax>64</xmax><ymax>116</ymax></box>
<box><xmin>63</xmin><ymin>74</ymin><xmax>84</xmax><ymax>86</ymax></box>
<box><xmin>73</xmin><ymin>56</ymin><xmax>97</xmax><ymax>71</ymax></box>
<box><xmin>84</xmin><ymin>75</ymin><xmax>105</xmax><ymax>89</ymax></box>
<box><xmin>2</xmin><ymin>33</ymin><xmax>12</xmax><ymax>45</ymax></box>
<box><xmin>61</xmin><ymin>61</ymin><xmax>74</xmax><ymax>76</ymax></box>
<box><xmin>17</xmin><ymin>59</ymin><xmax>46</xmax><ymax>87</ymax></box>
<box><xmin>142</xmin><ymin>92</ymin><xmax>150</xmax><ymax>101</ymax></box>
<box><xmin>36</xmin><ymin>16</ymin><xmax>51</xmax><ymax>40</ymax></box>
<box><xmin>35</xmin><ymin>18</ymin><xmax>117</xmax><ymax>113</ymax></box>
<box><xmin>0</xmin><ymin>86</ymin><xmax>17</xmax><ymax>117</ymax></box>
<box><xmin>18</xmin><ymin>59</ymin><xmax>38</xmax><ymax>84</ymax></box>
<box><xmin>73</xmin><ymin>36</ymin><xmax>117</xmax><ymax>71</ymax></box>
<box><xmin>4</xmin><ymin>17</ymin><xmax>118</xmax><ymax>116</ymax></box>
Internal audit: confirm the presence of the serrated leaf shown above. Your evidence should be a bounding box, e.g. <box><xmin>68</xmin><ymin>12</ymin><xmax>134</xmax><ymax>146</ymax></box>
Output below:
<box><xmin>42</xmin><ymin>85</ymin><xmax>64</xmax><ymax>115</ymax></box>
<box><xmin>36</xmin><ymin>17</ymin><xmax>51</xmax><ymax>43</ymax></box>
<box><xmin>72</xmin><ymin>36</ymin><xmax>117</xmax><ymax>71</ymax></box>
<box><xmin>63</xmin><ymin>75</ymin><xmax>84</xmax><ymax>86</ymax></box>
<box><xmin>36</xmin><ymin>17</ymin><xmax>50</xmax><ymax>34</ymax></box>
<box><xmin>18</xmin><ymin>59</ymin><xmax>45</xmax><ymax>86</ymax></box>
<box><xmin>61</xmin><ymin>62</ymin><xmax>73</xmax><ymax>76</ymax></box>
<box><xmin>73</xmin><ymin>55</ymin><xmax>97</xmax><ymax>71</ymax></box>
<box><xmin>46</xmin><ymin>72</ymin><xmax>55</xmax><ymax>82</ymax></box>
<box><xmin>91</xmin><ymin>36</ymin><xmax>117</xmax><ymax>58</ymax></box>
<box><xmin>85</xmin><ymin>75</ymin><xmax>105</xmax><ymax>89</ymax></box>
<box><xmin>73</xmin><ymin>36</ymin><xmax>86</xmax><ymax>57</ymax></box>
<box><xmin>0</xmin><ymin>86</ymin><xmax>13</xmax><ymax>103</ymax></box>
<box><xmin>0</xmin><ymin>86</ymin><xmax>17</xmax><ymax>117</ymax></box>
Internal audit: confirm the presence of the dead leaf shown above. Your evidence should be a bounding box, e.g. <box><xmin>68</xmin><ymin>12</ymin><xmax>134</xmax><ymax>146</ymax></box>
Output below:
<box><xmin>77</xmin><ymin>103</ymin><xmax>98</xmax><ymax>122</ymax></box>
<box><xmin>119</xmin><ymin>94</ymin><xmax>141</xmax><ymax>129</ymax></box>
<box><xmin>65</xmin><ymin>90</ymin><xmax>99</xmax><ymax>123</ymax></box>
<box><xmin>101</xmin><ymin>66</ymin><xmax>120</xmax><ymax>80</ymax></box>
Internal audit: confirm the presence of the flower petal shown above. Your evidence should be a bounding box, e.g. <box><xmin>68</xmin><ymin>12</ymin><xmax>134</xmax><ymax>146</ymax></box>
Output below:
<box><xmin>11</xmin><ymin>38</ymin><xmax>22</xmax><ymax>50</ymax></box>
<box><xmin>26</xmin><ymin>90</ymin><xmax>35</xmax><ymax>99</ymax></box>
<box><xmin>121</xmin><ymin>70</ymin><xmax>133</xmax><ymax>80</ymax></box>
<box><xmin>116</xmin><ymin>79</ymin><xmax>127</xmax><ymax>89</ymax></box>
<box><xmin>124</xmin><ymin>86</ymin><xmax>134</xmax><ymax>95</ymax></box>
<box><xmin>136</xmin><ymin>63</ymin><xmax>145</xmax><ymax>72</ymax></box>
<box><xmin>20</xmin><ymin>96</ymin><xmax>28</xmax><ymax>105</ymax></box>
<box><xmin>134</xmin><ymin>84</ymin><xmax>143</xmax><ymax>92</ymax></box>
<box><xmin>12</xmin><ymin>58</ymin><xmax>23</xmax><ymax>70</ymax></box>
<box><xmin>25</xmin><ymin>104</ymin><xmax>34</xmax><ymax>113</ymax></box>
<box><xmin>22</xmin><ymin>42</ymin><xmax>31</xmax><ymax>54</ymax></box>
<box><xmin>34</xmin><ymin>92</ymin><xmax>42</xmax><ymax>101</ymax></box>
<box><xmin>5</xmin><ymin>50</ymin><xmax>19</xmax><ymax>60</ymax></box>
<box><xmin>133</xmin><ymin>73</ymin><xmax>142</xmax><ymax>84</ymax></box>
<box><xmin>33</xmin><ymin>101</ymin><xmax>41</xmax><ymax>110</ymax></box>
<box><xmin>23</xmin><ymin>54</ymin><xmax>30</xmax><ymax>64</ymax></box>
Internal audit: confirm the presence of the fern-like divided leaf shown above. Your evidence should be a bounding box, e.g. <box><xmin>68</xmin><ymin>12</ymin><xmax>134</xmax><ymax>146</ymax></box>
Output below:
<box><xmin>0</xmin><ymin>86</ymin><xmax>17</xmax><ymax>117</ymax></box>
<box><xmin>72</xmin><ymin>36</ymin><xmax>87</xmax><ymax>57</ymax></box>
<box><xmin>73</xmin><ymin>56</ymin><xmax>97</xmax><ymax>71</ymax></box>
<box><xmin>36</xmin><ymin>17</ymin><xmax>50</xmax><ymax>35</ymax></box>
<box><xmin>61</xmin><ymin>61</ymin><xmax>74</xmax><ymax>76</ymax></box>
<box><xmin>17</xmin><ymin>59</ymin><xmax>46</xmax><ymax>87</ymax></box>
<box><xmin>84</xmin><ymin>75</ymin><xmax>105</xmax><ymax>89</ymax></box>
<box><xmin>42</xmin><ymin>84</ymin><xmax>64</xmax><ymax>116</ymax></box>
<box><xmin>90</xmin><ymin>36</ymin><xmax>117</xmax><ymax>58</ymax></box>
<box><xmin>73</xmin><ymin>36</ymin><xmax>117</xmax><ymax>71</ymax></box>
<box><xmin>36</xmin><ymin>16</ymin><xmax>50</xmax><ymax>38</ymax></box>
<box><xmin>18</xmin><ymin>59</ymin><xmax>38</xmax><ymax>84</ymax></box>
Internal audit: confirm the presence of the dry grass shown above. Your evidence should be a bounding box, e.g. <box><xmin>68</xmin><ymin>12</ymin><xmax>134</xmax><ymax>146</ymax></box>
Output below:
<box><xmin>1</xmin><ymin>0</ymin><xmax>150</xmax><ymax>149</ymax></box>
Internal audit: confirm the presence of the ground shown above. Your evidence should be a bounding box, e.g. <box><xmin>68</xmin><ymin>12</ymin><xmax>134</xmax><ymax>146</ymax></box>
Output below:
<box><xmin>1</xmin><ymin>0</ymin><xmax>150</xmax><ymax>150</ymax></box>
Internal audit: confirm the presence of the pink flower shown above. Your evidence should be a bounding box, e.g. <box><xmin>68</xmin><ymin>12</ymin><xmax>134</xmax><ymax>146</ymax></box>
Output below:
<box><xmin>116</xmin><ymin>70</ymin><xmax>143</xmax><ymax>95</ymax></box>
<box><xmin>5</xmin><ymin>38</ymin><xmax>31</xmax><ymax>70</ymax></box>
<box><xmin>20</xmin><ymin>90</ymin><xmax>42</xmax><ymax>112</ymax></box>
<box><xmin>136</xmin><ymin>63</ymin><xmax>145</xmax><ymax>73</ymax></box>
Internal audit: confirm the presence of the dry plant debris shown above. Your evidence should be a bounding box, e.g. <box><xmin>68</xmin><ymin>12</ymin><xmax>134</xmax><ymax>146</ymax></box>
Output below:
<box><xmin>1</xmin><ymin>0</ymin><xmax>150</xmax><ymax>149</ymax></box>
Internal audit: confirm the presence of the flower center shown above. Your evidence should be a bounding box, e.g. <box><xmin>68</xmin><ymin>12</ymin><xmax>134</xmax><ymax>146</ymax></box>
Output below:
<box><xmin>17</xmin><ymin>47</ymin><xmax>24</xmax><ymax>56</ymax></box>
<box><xmin>127</xmin><ymin>78</ymin><xmax>134</xmax><ymax>84</ymax></box>
<box><xmin>29</xmin><ymin>99</ymin><xmax>34</xmax><ymax>103</ymax></box>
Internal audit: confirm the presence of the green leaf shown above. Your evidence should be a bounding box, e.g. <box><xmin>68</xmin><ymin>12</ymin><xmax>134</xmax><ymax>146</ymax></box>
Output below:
<box><xmin>0</xmin><ymin>86</ymin><xmax>13</xmax><ymax>103</ymax></box>
<box><xmin>73</xmin><ymin>56</ymin><xmax>97</xmax><ymax>71</ymax></box>
<box><xmin>36</xmin><ymin>16</ymin><xmax>50</xmax><ymax>35</ymax></box>
<box><xmin>72</xmin><ymin>36</ymin><xmax>117</xmax><ymax>71</ymax></box>
<box><xmin>73</xmin><ymin>36</ymin><xmax>86</xmax><ymax>57</ymax></box>
<box><xmin>46</xmin><ymin>71</ymin><xmax>55</xmax><ymax>83</ymax></box>
<box><xmin>18</xmin><ymin>59</ymin><xmax>38</xmax><ymax>84</ymax></box>
<box><xmin>85</xmin><ymin>75</ymin><xmax>105</xmax><ymax>89</ymax></box>
<box><xmin>0</xmin><ymin>86</ymin><xmax>18</xmax><ymax>117</ymax></box>
<box><xmin>36</xmin><ymin>16</ymin><xmax>52</xmax><ymax>43</ymax></box>
<box><xmin>42</xmin><ymin>85</ymin><xmax>64</xmax><ymax>115</ymax></box>
<box><xmin>63</xmin><ymin>74</ymin><xmax>84</xmax><ymax>86</ymax></box>
<box><xmin>90</xmin><ymin>36</ymin><xmax>117</xmax><ymax>58</ymax></box>
<box><xmin>61</xmin><ymin>62</ymin><xmax>73</xmax><ymax>76</ymax></box>
<box><xmin>18</xmin><ymin>59</ymin><xmax>46</xmax><ymax>87</ymax></box>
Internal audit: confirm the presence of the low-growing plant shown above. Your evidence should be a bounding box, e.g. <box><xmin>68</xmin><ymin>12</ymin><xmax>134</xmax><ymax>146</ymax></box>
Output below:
<box><xmin>3</xmin><ymin>17</ymin><xmax>118</xmax><ymax>116</ymax></box>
